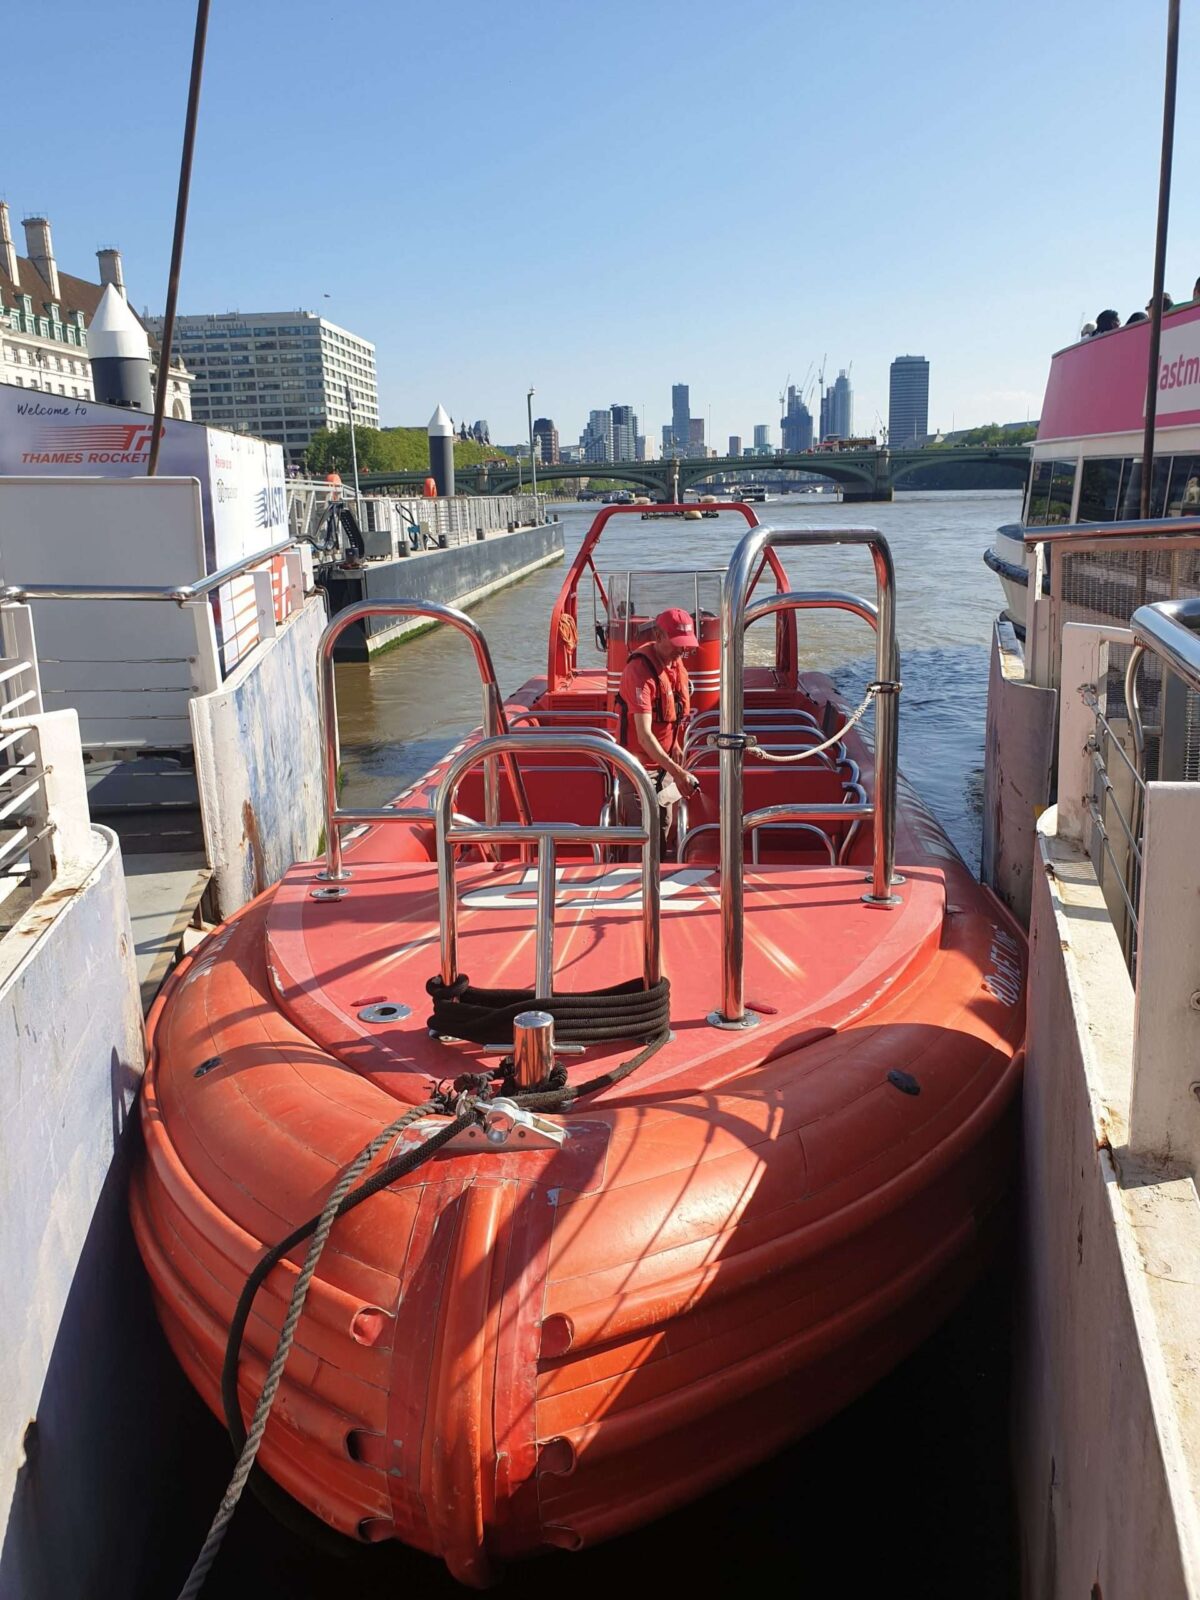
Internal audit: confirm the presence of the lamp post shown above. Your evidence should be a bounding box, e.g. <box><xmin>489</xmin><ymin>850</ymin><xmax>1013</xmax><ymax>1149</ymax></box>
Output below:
<box><xmin>527</xmin><ymin>386</ymin><xmax>537</xmax><ymax>498</ymax></box>
<box><xmin>345</xmin><ymin>383</ymin><xmax>361</xmax><ymax>515</ymax></box>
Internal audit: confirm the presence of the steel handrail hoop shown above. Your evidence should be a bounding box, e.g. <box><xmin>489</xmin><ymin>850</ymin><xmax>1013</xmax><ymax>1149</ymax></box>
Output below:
<box><xmin>433</xmin><ymin>731</ymin><xmax>661</xmax><ymax>995</ymax></box>
<box><xmin>0</xmin><ymin>537</ymin><xmax>298</xmax><ymax>607</ymax></box>
<box><xmin>1126</xmin><ymin>596</ymin><xmax>1200</xmax><ymax>763</ymax></box>
<box><xmin>317</xmin><ymin>599</ymin><xmax>532</xmax><ymax>882</ymax></box>
<box><xmin>716</xmin><ymin>527</ymin><xmax>901</xmax><ymax>1029</ymax></box>
<box><xmin>545</xmin><ymin>500</ymin><xmax>799</xmax><ymax>691</ymax></box>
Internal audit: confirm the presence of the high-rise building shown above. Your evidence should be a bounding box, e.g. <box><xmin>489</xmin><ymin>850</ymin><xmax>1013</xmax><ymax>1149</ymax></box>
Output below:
<box><xmin>888</xmin><ymin>355</ymin><xmax>930</xmax><ymax>448</ymax></box>
<box><xmin>671</xmin><ymin>383</ymin><xmax>689</xmax><ymax>453</ymax></box>
<box><xmin>149</xmin><ymin>308</ymin><xmax>377</xmax><ymax>462</ymax></box>
<box><xmin>688</xmin><ymin>417</ymin><xmax>705</xmax><ymax>455</ymax></box>
<box><xmin>581</xmin><ymin>408</ymin><xmax>613</xmax><ymax>463</ymax></box>
<box><xmin>661</xmin><ymin>423</ymin><xmax>674</xmax><ymax>457</ymax></box>
<box><xmin>781</xmin><ymin>384</ymin><xmax>814</xmax><ymax>452</ymax></box>
<box><xmin>532</xmin><ymin>416</ymin><xmax>559</xmax><ymax>464</ymax></box>
<box><xmin>610</xmin><ymin>404</ymin><xmax>638</xmax><ymax>462</ymax></box>
<box><xmin>753</xmin><ymin>423</ymin><xmax>771</xmax><ymax>452</ymax></box>
<box><xmin>821</xmin><ymin>369</ymin><xmax>853</xmax><ymax>441</ymax></box>
<box><xmin>636</xmin><ymin>434</ymin><xmax>656</xmax><ymax>461</ymax></box>
<box><xmin>728</xmin><ymin>435</ymin><xmax>742</xmax><ymax>457</ymax></box>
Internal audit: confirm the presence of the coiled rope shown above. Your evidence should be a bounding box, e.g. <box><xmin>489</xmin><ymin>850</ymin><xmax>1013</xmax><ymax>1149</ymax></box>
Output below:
<box><xmin>748</xmin><ymin>680</ymin><xmax>899</xmax><ymax>765</ymax></box>
<box><xmin>177</xmin><ymin>997</ymin><xmax>668</xmax><ymax>1599</ymax></box>
<box><xmin>426</xmin><ymin>972</ymin><xmax>670</xmax><ymax>1045</ymax></box>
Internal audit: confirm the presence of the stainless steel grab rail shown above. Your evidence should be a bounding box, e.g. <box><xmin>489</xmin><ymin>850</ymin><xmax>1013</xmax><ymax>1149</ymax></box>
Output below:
<box><xmin>743</xmin><ymin>587</ymin><xmax>880</xmax><ymax>633</ymax></box>
<box><xmin>715</xmin><ymin>528</ymin><xmax>901</xmax><ymax>1028</ymax></box>
<box><xmin>1125</xmin><ymin>596</ymin><xmax>1200</xmax><ymax>765</ymax></box>
<box><xmin>0</xmin><ymin>539</ymin><xmax>297</xmax><ymax>605</ymax></box>
<box><xmin>318</xmin><ymin>600</ymin><xmax>532</xmax><ymax>882</ymax></box>
<box><xmin>434</xmin><ymin>732</ymin><xmax>661</xmax><ymax>995</ymax></box>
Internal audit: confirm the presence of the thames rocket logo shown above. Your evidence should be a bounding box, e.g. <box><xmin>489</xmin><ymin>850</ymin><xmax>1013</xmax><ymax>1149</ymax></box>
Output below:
<box><xmin>21</xmin><ymin>421</ymin><xmax>160</xmax><ymax>465</ymax></box>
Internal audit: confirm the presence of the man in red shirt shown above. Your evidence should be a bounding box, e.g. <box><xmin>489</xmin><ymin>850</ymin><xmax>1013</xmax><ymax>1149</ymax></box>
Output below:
<box><xmin>618</xmin><ymin>607</ymin><xmax>701</xmax><ymax>837</ymax></box>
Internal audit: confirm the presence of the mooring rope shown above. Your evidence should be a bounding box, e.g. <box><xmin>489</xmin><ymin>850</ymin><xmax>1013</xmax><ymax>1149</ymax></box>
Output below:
<box><xmin>178</xmin><ymin>1011</ymin><xmax>669</xmax><ymax>1599</ymax></box>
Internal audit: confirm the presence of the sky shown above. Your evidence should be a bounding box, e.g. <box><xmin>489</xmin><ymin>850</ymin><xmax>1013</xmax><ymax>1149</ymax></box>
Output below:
<box><xmin>3</xmin><ymin>0</ymin><xmax>1197</xmax><ymax>449</ymax></box>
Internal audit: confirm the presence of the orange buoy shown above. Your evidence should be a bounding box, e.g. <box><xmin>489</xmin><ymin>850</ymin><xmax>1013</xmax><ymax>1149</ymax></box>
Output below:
<box><xmin>423</xmin><ymin>476</ymin><xmax>438</xmax><ymax>498</ymax></box>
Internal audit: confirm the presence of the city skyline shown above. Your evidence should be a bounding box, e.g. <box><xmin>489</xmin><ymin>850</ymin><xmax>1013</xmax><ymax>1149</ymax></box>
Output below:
<box><xmin>2</xmin><ymin>0</ymin><xmax>1195</xmax><ymax>448</ymax></box>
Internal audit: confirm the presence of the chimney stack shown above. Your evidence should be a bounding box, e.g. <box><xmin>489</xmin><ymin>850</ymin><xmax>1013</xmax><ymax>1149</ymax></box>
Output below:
<box><xmin>0</xmin><ymin>203</ymin><xmax>18</xmax><ymax>285</ymax></box>
<box><xmin>96</xmin><ymin>247</ymin><xmax>126</xmax><ymax>301</ymax></box>
<box><xmin>22</xmin><ymin>215</ymin><xmax>59</xmax><ymax>301</ymax></box>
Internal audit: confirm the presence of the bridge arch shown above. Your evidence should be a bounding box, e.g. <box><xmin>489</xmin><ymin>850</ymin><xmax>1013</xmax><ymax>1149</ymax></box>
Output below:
<box><xmin>681</xmin><ymin>456</ymin><xmax>876</xmax><ymax>493</ymax></box>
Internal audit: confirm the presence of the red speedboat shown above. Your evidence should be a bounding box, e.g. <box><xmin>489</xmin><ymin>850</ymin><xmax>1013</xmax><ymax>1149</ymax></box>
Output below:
<box><xmin>132</xmin><ymin>506</ymin><xmax>1024</xmax><ymax>1587</ymax></box>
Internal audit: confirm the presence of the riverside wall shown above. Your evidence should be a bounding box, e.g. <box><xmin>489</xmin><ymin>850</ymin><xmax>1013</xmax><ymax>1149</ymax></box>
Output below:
<box><xmin>324</xmin><ymin>519</ymin><xmax>564</xmax><ymax>659</ymax></box>
<box><xmin>0</xmin><ymin>827</ymin><xmax>156</xmax><ymax>1599</ymax></box>
<box><xmin>1014</xmin><ymin>820</ymin><xmax>1200</xmax><ymax>1600</ymax></box>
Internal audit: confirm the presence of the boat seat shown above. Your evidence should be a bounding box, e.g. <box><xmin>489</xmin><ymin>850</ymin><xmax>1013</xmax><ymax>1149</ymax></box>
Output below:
<box><xmin>456</xmin><ymin>753</ymin><xmax>613</xmax><ymax>860</ymax></box>
<box><xmin>680</xmin><ymin>761</ymin><xmax>864</xmax><ymax>864</ymax></box>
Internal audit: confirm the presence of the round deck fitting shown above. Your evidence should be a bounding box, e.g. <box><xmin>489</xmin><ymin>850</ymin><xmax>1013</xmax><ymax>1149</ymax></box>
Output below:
<box><xmin>358</xmin><ymin>1002</ymin><xmax>412</xmax><ymax>1024</ymax></box>
<box><xmin>706</xmin><ymin>1009</ymin><xmax>761</xmax><ymax>1031</ymax></box>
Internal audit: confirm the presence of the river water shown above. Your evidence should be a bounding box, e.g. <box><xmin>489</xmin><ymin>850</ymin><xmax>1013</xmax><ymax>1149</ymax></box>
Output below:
<box><xmin>149</xmin><ymin>490</ymin><xmax>1022</xmax><ymax>1597</ymax></box>
<box><xmin>335</xmin><ymin>489</ymin><xmax>1019</xmax><ymax>866</ymax></box>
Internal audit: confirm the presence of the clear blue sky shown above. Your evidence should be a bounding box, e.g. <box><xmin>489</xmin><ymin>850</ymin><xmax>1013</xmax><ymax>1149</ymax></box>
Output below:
<box><xmin>4</xmin><ymin>0</ymin><xmax>1197</xmax><ymax>447</ymax></box>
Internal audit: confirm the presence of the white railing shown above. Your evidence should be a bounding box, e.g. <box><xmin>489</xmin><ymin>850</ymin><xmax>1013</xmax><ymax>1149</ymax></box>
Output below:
<box><xmin>0</xmin><ymin>543</ymin><xmax>311</xmax><ymax>753</ymax></box>
<box><xmin>0</xmin><ymin>603</ymin><xmax>54</xmax><ymax>921</ymax></box>
<box><xmin>1056</xmin><ymin>622</ymin><xmax>1142</xmax><ymax>961</ymax></box>
<box><xmin>1054</xmin><ymin>605</ymin><xmax>1200</xmax><ymax>1175</ymax></box>
<box><xmin>287</xmin><ymin>481</ymin><xmax>547</xmax><ymax>556</ymax></box>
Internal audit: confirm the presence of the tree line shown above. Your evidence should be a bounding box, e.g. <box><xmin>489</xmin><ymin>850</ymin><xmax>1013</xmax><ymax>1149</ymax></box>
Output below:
<box><xmin>304</xmin><ymin>425</ymin><xmax>501</xmax><ymax>476</ymax></box>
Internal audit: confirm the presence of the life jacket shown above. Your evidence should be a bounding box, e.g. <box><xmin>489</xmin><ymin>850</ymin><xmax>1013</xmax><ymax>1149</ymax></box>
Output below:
<box><xmin>617</xmin><ymin>648</ymin><xmax>687</xmax><ymax>751</ymax></box>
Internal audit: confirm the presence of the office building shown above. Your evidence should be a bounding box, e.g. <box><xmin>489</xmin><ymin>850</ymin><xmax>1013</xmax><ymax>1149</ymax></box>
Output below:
<box><xmin>0</xmin><ymin>204</ymin><xmax>191</xmax><ymax>415</ymax></box>
<box><xmin>610</xmin><ymin>404</ymin><xmax>638</xmax><ymax>462</ymax></box>
<box><xmin>636</xmin><ymin>434</ymin><xmax>656</xmax><ymax>461</ymax></box>
<box><xmin>688</xmin><ymin>417</ymin><xmax>705</xmax><ymax>455</ymax></box>
<box><xmin>671</xmin><ymin>383</ymin><xmax>689</xmax><ymax>453</ymax></box>
<box><xmin>728</xmin><ymin>435</ymin><xmax>742</xmax><ymax>458</ymax></box>
<box><xmin>581</xmin><ymin>408</ymin><xmax>613</xmax><ymax>463</ymax></box>
<box><xmin>147</xmin><ymin>308</ymin><xmax>378</xmax><ymax>463</ymax></box>
<box><xmin>821</xmin><ymin>369</ymin><xmax>853</xmax><ymax>441</ymax></box>
<box><xmin>661</xmin><ymin>423</ymin><xmax>674</xmax><ymax>457</ymax></box>
<box><xmin>753</xmin><ymin>423</ymin><xmax>771</xmax><ymax>452</ymax></box>
<box><xmin>888</xmin><ymin>355</ymin><xmax>930</xmax><ymax>448</ymax></box>
<box><xmin>781</xmin><ymin>384</ymin><xmax>814</xmax><ymax>452</ymax></box>
<box><xmin>532</xmin><ymin>416</ymin><xmax>559</xmax><ymax>465</ymax></box>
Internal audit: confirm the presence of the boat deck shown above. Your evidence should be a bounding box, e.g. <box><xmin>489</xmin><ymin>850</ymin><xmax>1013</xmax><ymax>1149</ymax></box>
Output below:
<box><xmin>264</xmin><ymin>856</ymin><xmax>948</xmax><ymax>1101</ymax></box>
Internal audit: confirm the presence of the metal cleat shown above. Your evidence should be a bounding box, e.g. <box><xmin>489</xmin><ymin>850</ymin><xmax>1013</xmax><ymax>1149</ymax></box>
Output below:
<box><xmin>399</xmin><ymin>1096</ymin><xmax>566</xmax><ymax>1156</ymax></box>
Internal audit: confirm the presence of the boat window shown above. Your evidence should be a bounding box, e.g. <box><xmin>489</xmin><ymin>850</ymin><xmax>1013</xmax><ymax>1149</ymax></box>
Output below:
<box><xmin>1116</xmin><ymin>456</ymin><xmax>1171</xmax><ymax>519</ymax></box>
<box><xmin>1164</xmin><ymin>455</ymin><xmax>1200</xmax><ymax>516</ymax></box>
<box><xmin>1077</xmin><ymin>458</ymin><xmax>1123</xmax><ymax>521</ymax></box>
<box><xmin>1025</xmin><ymin>458</ymin><xmax>1076</xmax><ymax>525</ymax></box>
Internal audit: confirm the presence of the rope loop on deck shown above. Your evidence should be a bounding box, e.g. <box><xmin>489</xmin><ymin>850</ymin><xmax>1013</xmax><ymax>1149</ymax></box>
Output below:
<box><xmin>426</xmin><ymin>971</ymin><xmax>670</xmax><ymax>1046</ymax></box>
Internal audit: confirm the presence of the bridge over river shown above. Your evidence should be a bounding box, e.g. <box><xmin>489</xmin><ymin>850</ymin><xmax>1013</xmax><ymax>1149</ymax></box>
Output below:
<box><xmin>361</xmin><ymin>445</ymin><xmax>1031</xmax><ymax>502</ymax></box>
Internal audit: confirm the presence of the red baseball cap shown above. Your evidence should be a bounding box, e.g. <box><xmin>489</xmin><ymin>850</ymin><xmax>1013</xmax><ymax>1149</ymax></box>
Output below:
<box><xmin>654</xmin><ymin>606</ymin><xmax>700</xmax><ymax>649</ymax></box>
